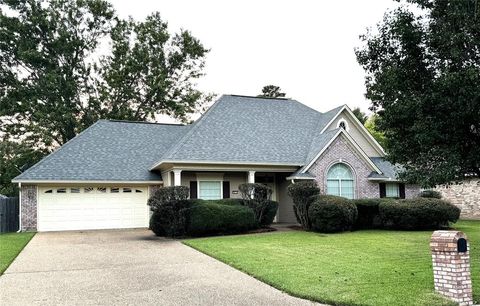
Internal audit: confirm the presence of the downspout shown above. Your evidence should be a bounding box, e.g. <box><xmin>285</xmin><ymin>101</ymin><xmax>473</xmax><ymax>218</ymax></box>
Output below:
<box><xmin>17</xmin><ymin>182</ymin><xmax>22</xmax><ymax>232</ymax></box>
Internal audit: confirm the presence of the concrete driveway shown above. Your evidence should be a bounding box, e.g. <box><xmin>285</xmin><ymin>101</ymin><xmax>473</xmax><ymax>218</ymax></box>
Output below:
<box><xmin>0</xmin><ymin>230</ymin><xmax>317</xmax><ymax>306</ymax></box>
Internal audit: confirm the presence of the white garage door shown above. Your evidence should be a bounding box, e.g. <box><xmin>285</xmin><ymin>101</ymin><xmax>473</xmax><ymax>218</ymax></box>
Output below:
<box><xmin>38</xmin><ymin>186</ymin><xmax>150</xmax><ymax>231</ymax></box>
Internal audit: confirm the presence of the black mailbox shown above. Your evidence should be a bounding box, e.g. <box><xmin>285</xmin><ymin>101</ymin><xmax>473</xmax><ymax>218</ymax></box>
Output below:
<box><xmin>457</xmin><ymin>238</ymin><xmax>468</xmax><ymax>253</ymax></box>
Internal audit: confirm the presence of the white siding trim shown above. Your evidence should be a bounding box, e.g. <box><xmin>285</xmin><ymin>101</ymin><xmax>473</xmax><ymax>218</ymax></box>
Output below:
<box><xmin>320</xmin><ymin>105</ymin><xmax>386</xmax><ymax>156</ymax></box>
<box><xmin>301</xmin><ymin>129</ymin><xmax>382</xmax><ymax>175</ymax></box>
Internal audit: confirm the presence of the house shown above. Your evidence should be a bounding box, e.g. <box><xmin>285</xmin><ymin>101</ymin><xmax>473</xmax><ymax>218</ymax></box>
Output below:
<box><xmin>13</xmin><ymin>95</ymin><xmax>420</xmax><ymax>232</ymax></box>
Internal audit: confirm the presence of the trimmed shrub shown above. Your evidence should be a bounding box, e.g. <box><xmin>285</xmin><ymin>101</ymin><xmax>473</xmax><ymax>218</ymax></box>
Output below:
<box><xmin>259</xmin><ymin>200</ymin><xmax>279</xmax><ymax>226</ymax></box>
<box><xmin>149</xmin><ymin>211</ymin><xmax>165</xmax><ymax>236</ymax></box>
<box><xmin>186</xmin><ymin>199</ymin><xmax>257</xmax><ymax>236</ymax></box>
<box><xmin>239</xmin><ymin>183</ymin><xmax>273</xmax><ymax>225</ymax></box>
<box><xmin>287</xmin><ymin>181</ymin><xmax>320</xmax><ymax>230</ymax></box>
<box><xmin>213</xmin><ymin>198</ymin><xmax>244</xmax><ymax>206</ymax></box>
<box><xmin>418</xmin><ymin>190</ymin><xmax>442</xmax><ymax>199</ymax></box>
<box><xmin>308</xmin><ymin>195</ymin><xmax>358</xmax><ymax>233</ymax></box>
<box><xmin>148</xmin><ymin>186</ymin><xmax>190</xmax><ymax>237</ymax></box>
<box><xmin>353</xmin><ymin>198</ymin><xmax>393</xmax><ymax>229</ymax></box>
<box><xmin>379</xmin><ymin>198</ymin><xmax>460</xmax><ymax>230</ymax></box>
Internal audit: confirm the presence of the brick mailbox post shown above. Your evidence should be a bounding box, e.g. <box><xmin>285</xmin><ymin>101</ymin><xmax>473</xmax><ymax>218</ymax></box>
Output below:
<box><xmin>430</xmin><ymin>230</ymin><xmax>473</xmax><ymax>306</ymax></box>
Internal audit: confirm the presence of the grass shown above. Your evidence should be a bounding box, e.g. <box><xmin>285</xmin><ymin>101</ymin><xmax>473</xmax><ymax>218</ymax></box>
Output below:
<box><xmin>0</xmin><ymin>232</ymin><xmax>35</xmax><ymax>275</ymax></box>
<box><xmin>184</xmin><ymin>220</ymin><xmax>479</xmax><ymax>306</ymax></box>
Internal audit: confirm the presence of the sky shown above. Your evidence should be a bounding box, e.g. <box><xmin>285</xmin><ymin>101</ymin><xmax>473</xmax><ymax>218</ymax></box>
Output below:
<box><xmin>110</xmin><ymin>0</ymin><xmax>400</xmax><ymax>115</ymax></box>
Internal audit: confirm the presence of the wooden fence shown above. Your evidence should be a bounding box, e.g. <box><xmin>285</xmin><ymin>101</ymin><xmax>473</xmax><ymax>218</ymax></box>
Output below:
<box><xmin>0</xmin><ymin>197</ymin><xmax>19</xmax><ymax>233</ymax></box>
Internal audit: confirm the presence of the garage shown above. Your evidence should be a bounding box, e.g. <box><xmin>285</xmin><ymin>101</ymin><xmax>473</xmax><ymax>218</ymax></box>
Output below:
<box><xmin>37</xmin><ymin>186</ymin><xmax>150</xmax><ymax>231</ymax></box>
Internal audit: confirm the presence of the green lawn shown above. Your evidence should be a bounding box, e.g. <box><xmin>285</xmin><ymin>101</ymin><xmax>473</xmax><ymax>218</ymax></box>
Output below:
<box><xmin>184</xmin><ymin>220</ymin><xmax>479</xmax><ymax>306</ymax></box>
<box><xmin>0</xmin><ymin>232</ymin><xmax>35</xmax><ymax>275</ymax></box>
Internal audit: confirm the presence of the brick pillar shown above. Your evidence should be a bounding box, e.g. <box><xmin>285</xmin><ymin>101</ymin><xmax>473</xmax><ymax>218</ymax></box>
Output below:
<box><xmin>430</xmin><ymin>231</ymin><xmax>473</xmax><ymax>306</ymax></box>
<box><xmin>21</xmin><ymin>185</ymin><xmax>38</xmax><ymax>231</ymax></box>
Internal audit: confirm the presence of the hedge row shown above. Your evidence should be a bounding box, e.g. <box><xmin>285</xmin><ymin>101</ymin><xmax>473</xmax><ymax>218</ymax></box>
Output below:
<box><xmin>187</xmin><ymin>199</ymin><xmax>257</xmax><ymax>236</ymax></box>
<box><xmin>148</xmin><ymin>187</ymin><xmax>278</xmax><ymax>238</ymax></box>
<box><xmin>352</xmin><ymin>198</ymin><xmax>460</xmax><ymax>230</ymax></box>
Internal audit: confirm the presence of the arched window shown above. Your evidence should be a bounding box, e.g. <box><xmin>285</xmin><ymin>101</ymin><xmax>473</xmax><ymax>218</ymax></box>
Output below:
<box><xmin>326</xmin><ymin>163</ymin><xmax>354</xmax><ymax>199</ymax></box>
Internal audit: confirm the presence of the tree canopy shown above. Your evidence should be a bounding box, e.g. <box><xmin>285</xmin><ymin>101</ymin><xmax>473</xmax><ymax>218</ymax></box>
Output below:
<box><xmin>352</xmin><ymin>107</ymin><xmax>368</xmax><ymax>124</ymax></box>
<box><xmin>258</xmin><ymin>85</ymin><xmax>286</xmax><ymax>98</ymax></box>
<box><xmin>356</xmin><ymin>0</ymin><xmax>480</xmax><ymax>187</ymax></box>
<box><xmin>0</xmin><ymin>0</ymin><xmax>210</xmax><ymax>195</ymax></box>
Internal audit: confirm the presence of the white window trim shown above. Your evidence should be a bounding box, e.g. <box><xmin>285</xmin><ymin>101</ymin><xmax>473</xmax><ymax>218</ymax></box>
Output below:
<box><xmin>337</xmin><ymin>118</ymin><xmax>350</xmax><ymax>132</ymax></box>
<box><xmin>326</xmin><ymin>163</ymin><xmax>356</xmax><ymax>199</ymax></box>
<box><xmin>319</xmin><ymin>105</ymin><xmax>385</xmax><ymax>156</ymax></box>
<box><xmin>198</xmin><ymin>180</ymin><xmax>223</xmax><ymax>200</ymax></box>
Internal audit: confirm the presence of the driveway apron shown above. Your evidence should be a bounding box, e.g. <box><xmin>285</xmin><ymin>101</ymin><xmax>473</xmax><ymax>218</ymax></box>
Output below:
<box><xmin>0</xmin><ymin>229</ymin><xmax>318</xmax><ymax>305</ymax></box>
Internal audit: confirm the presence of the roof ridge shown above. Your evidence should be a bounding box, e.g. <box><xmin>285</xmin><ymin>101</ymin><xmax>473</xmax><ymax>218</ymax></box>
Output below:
<box><xmin>228</xmin><ymin>94</ymin><xmax>290</xmax><ymax>101</ymax></box>
<box><xmin>106</xmin><ymin>119</ymin><xmax>185</xmax><ymax>126</ymax></box>
<box><xmin>13</xmin><ymin>120</ymin><xmax>104</xmax><ymax>181</ymax></box>
<box><xmin>148</xmin><ymin>95</ymin><xmax>225</xmax><ymax>168</ymax></box>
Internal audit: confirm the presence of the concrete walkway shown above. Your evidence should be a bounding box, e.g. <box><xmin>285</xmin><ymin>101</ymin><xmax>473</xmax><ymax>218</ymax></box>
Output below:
<box><xmin>0</xmin><ymin>229</ymin><xmax>319</xmax><ymax>306</ymax></box>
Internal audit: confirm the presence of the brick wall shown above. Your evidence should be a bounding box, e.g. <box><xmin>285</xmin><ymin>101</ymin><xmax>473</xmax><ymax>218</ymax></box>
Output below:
<box><xmin>435</xmin><ymin>179</ymin><xmax>480</xmax><ymax>219</ymax></box>
<box><xmin>21</xmin><ymin>185</ymin><xmax>37</xmax><ymax>231</ymax></box>
<box><xmin>308</xmin><ymin>135</ymin><xmax>379</xmax><ymax>198</ymax></box>
<box><xmin>307</xmin><ymin>135</ymin><xmax>419</xmax><ymax>198</ymax></box>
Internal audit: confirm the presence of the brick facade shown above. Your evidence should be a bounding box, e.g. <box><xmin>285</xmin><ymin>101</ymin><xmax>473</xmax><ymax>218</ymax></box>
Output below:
<box><xmin>307</xmin><ymin>135</ymin><xmax>419</xmax><ymax>199</ymax></box>
<box><xmin>430</xmin><ymin>231</ymin><xmax>473</xmax><ymax>306</ymax></box>
<box><xmin>435</xmin><ymin>179</ymin><xmax>480</xmax><ymax>219</ymax></box>
<box><xmin>20</xmin><ymin>185</ymin><xmax>37</xmax><ymax>231</ymax></box>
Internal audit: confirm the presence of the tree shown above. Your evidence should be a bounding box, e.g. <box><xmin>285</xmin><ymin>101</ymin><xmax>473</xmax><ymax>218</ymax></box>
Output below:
<box><xmin>364</xmin><ymin>115</ymin><xmax>387</xmax><ymax>149</ymax></box>
<box><xmin>0</xmin><ymin>140</ymin><xmax>45</xmax><ymax>196</ymax></box>
<box><xmin>352</xmin><ymin>107</ymin><xmax>368</xmax><ymax>124</ymax></box>
<box><xmin>0</xmin><ymin>0</ymin><xmax>211</xmax><ymax>194</ymax></box>
<box><xmin>258</xmin><ymin>85</ymin><xmax>286</xmax><ymax>98</ymax></box>
<box><xmin>356</xmin><ymin>0</ymin><xmax>480</xmax><ymax>187</ymax></box>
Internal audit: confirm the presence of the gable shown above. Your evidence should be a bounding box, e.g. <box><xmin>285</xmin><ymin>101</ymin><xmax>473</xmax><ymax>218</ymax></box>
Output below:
<box><xmin>301</xmin><ymin>129</ymin><xmax>382</xmax><ymax>175</ymax></box>
<box><xmin>322</xmin><ymin>108</ymin><xmax>385</xmax><ymax>157</ymax></box>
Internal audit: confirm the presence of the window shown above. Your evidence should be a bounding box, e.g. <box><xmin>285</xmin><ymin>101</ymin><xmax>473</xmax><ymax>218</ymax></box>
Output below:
<box><xmin>326</xmin><ymin>163</ymin><xmax>354</xmax><ymax>199</ymax></box>
<box><xmin>70</xmin><ymin>188</ymin><xmax>80</xmax><ymax>193</ymax></box>
<box><xmin>385</xmin><ymin>183</ymin><xmax>399</xmax><ymax>198</ymax></box>
<box><xmin>97</xmin><ymin>187</ymin><xmax>107</xmax><ymax>193</ymax></box>
<box><xmin>199</xmin><ymin>181</ymin><xmax>222</xmax><ymax>200</ymax></box>
<box><xmin>84</xmin><ymin>187</ymin><xmax>94</xmax><ymax>193</ymax></box>
<box><xmin>56</xmin><ymin>188</ymin><xmax>67</xmax><ymax>194</ymax></box>
<box><xmin>111</xmin><ymin>187</ymin><xmax>120</xmax><ymax>193</ymax></box>
<box><xmin>45</xmin><ymin>190</ymin><xmax>53</xmax><ymax>193</ymax></box>
<box><xmin>337</xmin><ymin>118</ymin><xmax>349</xmax><ymax>131</ymax></box>
<box><xmin>135</xmin><ymin>189</ymin><xmax>143</xmax><ymax>193</ymax></box>
<box><xmin>123</xmin><ymin>188</ymin><xmax>132</xmax><ymax>193</ymax></box>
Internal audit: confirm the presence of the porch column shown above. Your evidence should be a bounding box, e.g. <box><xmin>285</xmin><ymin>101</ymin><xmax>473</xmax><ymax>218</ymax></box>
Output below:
<box><xmin>173</xmin><ymin>169</ymin><xmax>182</xmax><ymax>186</ymax></box>
<box><xmin>248</xmin><ymin>170</ymin><xmax>256</xmax><ymax>183</ymax></box>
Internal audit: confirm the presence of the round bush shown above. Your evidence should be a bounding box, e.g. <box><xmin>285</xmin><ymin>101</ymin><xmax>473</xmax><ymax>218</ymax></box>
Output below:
<box><xmin>308</xmin><ymin>195</ymin><xmax>358</xmax><ymax>233</ymax></box>
<box><xmin>379</xmin><ymin>198</ymin><xmax>460</xmax><ymax>230</ymax></box>
<box><xmin>147</xmin><ymin>186</ymin><xmax>191</xmax><ymax>237</ymax></box>
<box><xmin>186</xmin><ymin>200</ymin><xmax>257</xmax><ymax>236</ymax></box>
<box><xmin>149</xmin><ymin>211</ymin><xmax>165</xmax><ymax>236</ymax></box>
<box><xmin>418</xmin><ymin>190</ymin><xmax>442</xmax><ymax>199</ymax></box>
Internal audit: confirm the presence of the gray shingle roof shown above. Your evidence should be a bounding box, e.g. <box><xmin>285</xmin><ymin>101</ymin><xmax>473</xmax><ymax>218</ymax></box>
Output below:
<box><xmin>14</xmin><ymin>95</ymin><xmax>351</xmax><ymax>183</ymax></box>
<box><xmin>155</xmin><ymin>95</ymin><xmax>343</xmax><ymax>166</ymax></box>
<box><xmin>14</xmin><ymin>120</ymin><xmax>189</xmax><ymax>182</ymax></box>
<box><xmin>369</xmin><ymin>157</ymin><xmax>401</xmax><ymax>180</ymax></box>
